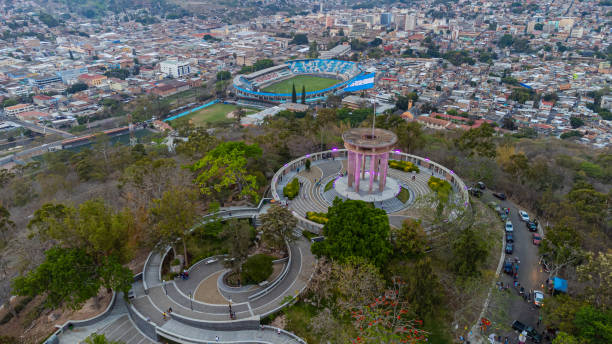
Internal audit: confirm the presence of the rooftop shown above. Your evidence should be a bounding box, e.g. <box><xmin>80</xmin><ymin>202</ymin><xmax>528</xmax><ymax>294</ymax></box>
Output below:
<box><xmin>342</xmin><ymin>127</ymin><xmax>397</xmax><ymax>149</ymax></box>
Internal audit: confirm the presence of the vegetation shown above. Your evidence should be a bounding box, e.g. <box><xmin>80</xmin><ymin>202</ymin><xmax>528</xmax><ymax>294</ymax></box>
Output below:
<box><xmin>306</xmin><ymin>211</ymin><xmax>328</xmax><ymax>224</ymax></box>
<box><xmin>396</xmin><ymin>187</ymin><xmax>411</xmax><ymax>203</ymax></box>
<box><xmin>238</xmin><ymin>59</ymin><xmax>275</xmax><ymax>74</ymax></box>
<box><xmin>283</xmin><ymin>178</ymin><xmax>300</xmax><ymax>199</ymax></box>
<box><xmin>427</xmin><ymin>176</ymin><xmax>452</xmax><ymax>203</ymax></box>
<box><xmin>312</xmin><ymin>199</ymin><xmax>392</xmax><ymax>267</ymax></box>
<box><xmin>389</xmin><ymin>160</ymin><xmax>420</xmax><ymax>173</ymax></box>
<box><xmin>258</xmin><ymin>204</ymin><xmax>298</xmax><ymax>251</ymax></box>
<box><xmin>241</xmin><ymin>254</ymin><xmax>274</xmax><ymax>284</ymax></box>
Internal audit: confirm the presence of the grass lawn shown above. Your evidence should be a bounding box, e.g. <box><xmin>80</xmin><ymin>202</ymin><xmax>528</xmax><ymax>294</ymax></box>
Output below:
<box><xmin>174</xmin><ymin>103</ymin><xmax>257</xmax><ymax>126</ymax></box>
<box><xmin>261</xmin><ymin>75</ymin><xmax>340</xmax><ymax>94</ymax></box>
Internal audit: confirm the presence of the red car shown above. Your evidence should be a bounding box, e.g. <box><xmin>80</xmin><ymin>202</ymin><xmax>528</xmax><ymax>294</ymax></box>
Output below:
<box><xmin>532</xmin><ymin>233</ymin><xmax>542</xmax><ymax>245</ymax></box>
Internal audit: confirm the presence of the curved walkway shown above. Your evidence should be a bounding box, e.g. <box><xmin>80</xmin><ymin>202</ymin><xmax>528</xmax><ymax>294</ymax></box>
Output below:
<box><xmin>56</xmin><ymin>205</ymin><xmax>313</xmax><ymax>344</ymax></box>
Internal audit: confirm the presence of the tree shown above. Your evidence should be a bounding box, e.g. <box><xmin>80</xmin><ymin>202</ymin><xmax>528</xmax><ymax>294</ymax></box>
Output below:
<box><xmin>351</xmin><ymin>277</ymin><xmax>428</xmax><ymax>343</ymax></box>
<box><xmin>308</xmin><ymin>41</ymin><xmax>319</xmax><ymax>58</ymax></box>
<box><xmin>83</xmin><ymin>333</ymin><xmax>123</xmax><ymax>344</ymax></box>
<box><xmin>0</xmin><ymin>205</ymin><xmax>15</xmax><ymax>245</ymax></box>
<box><xmin>502</xmin><ymin>116</ymin><xmax>517</xmax><ymax>130</ymax></box>
<box><xmin>576</xmin><ymin>251</ymin><xmax>611</xmax><ymax>310</ymax></box>
<box><xmin>258</xmin><ymin>204</ymin><xmax>298</xmax><ymax>251</ymax></box>
<box><xmin>311</xmin><ymin>199</ymin><xmax>392</xmax><ymax>267</ymax></box>
<box><xmin>570</xmin><ymin>116</ymin><xmax>584</xmax><ymax>128</ymax></box>
<box><xmin>13</xmin><ymin>247</ymin><xmax>101</xmax><ymax>310</ymax></box>
<box><xmin>451</xmin><ymin>227</ymin><xmax>489</xmax><ymax>278</ymax></box>
<box><xmin>290</xmin><ymin>33</ymin><xmax>308</xmax><ymax>45</ymax></box>
<box><xmin>150</xmin><ymin>187</ymin><xmax>199</xmax><ymax>267</ymax></box>
<box><xmin>191</xmin><ymin>141</ymin><xmax>263</xmax><ymax>201</ymax></box>
<box><xmin>540</xmin><ymin>224</ymin><xmax>584</xmax><ymax>279</ymax></box>
<box><xmin>220</xmin><ymin>219</ymin><xmax>252</xmax><ymax>273</ymax></box>
<box><xmin>456</xmin><ymin>122</ymin><xmax>496</xmax><ymax>158</ymax></box>
<box><xmin>67</xmin><ymin>82</ymin><xmax>88</xmax><ymax>94</ymax></box>
<box><xmin>301</xmin><ymin>85</ymin><xmax>306</xmax><ymax>104</ymax></box>
<box><xmin>291</xmin><ymin>83</ymin><xmax>297</xmax><ymax>103</ymax></box>
<box><xmin>391</xmin><ymin>219</ymin><xmax>427</xmax><ymax>259</ymax></box>
<box><xmin>216</xmin><ymin>70</ymin><xmax>231</xmax><ymax>81</ymax></box>
<box><xmin>333</xmin><ymin>257</ymin><xmax>384</xmax><ymax>312</ymax></box>
<box><xmin>498</xmin><ymin>34</ymin><xmax>514</xmax><ymax>48</ymax></box>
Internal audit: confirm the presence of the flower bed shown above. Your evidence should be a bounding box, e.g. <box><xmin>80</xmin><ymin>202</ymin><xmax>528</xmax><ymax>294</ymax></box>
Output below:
<box><xmin>306</xmin><ymin>211</ymin><xmax>328</xmax><ymax>224</ymax></box>
<box><xmin>428</xmin><ymin>176</ymin><xmax>452</xmax><ymax>202</ymax></box>
<box><xmin>389</xmin><ymin>160</ymin><xmax>420</xmax><ymax>173</ymax></box>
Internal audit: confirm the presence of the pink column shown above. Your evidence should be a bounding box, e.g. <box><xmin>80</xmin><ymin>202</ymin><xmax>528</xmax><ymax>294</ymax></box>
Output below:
<box><xmin>380</xmin><ymin>153</ymin><xmax>388</xmax><ymax>192</ymax></box>
<box><xmin>368</xmin><ymin>154</ymin><xmax>375</xmax><ymax>193</ymax></box>
<box><xmin>354</xmin><ymin>152</ymin><xmax>361</xmax><ymax>192</ymax></box>
<box><xmin>348</xmin><ymin>151</ymin><xmax>355</xmax><ymax>187</ymax></box>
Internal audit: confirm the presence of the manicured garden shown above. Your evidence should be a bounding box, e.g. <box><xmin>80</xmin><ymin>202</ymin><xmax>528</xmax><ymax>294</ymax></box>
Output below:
<box><xmin>389</xmin><ymin>159</ymin><xmax>420</xmax><ymax>173</ymax></box>
<box><xmin>427</xmin><ymin>176</ymin><xmax>452</xmax><ymax>202</ymax></box>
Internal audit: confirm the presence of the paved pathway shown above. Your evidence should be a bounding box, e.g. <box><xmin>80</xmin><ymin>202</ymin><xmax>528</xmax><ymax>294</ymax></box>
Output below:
<box><xmin>56</xmin><ymin>205</ymin><xmax>312</xmax><ymax>344</ymax></box>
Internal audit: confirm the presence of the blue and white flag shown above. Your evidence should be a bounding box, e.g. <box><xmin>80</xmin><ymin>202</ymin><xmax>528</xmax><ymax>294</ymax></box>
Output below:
<box><xmin>343</xmin><ymin>73</ymin><xmax>376</xmax><ymax>93</ymax></box>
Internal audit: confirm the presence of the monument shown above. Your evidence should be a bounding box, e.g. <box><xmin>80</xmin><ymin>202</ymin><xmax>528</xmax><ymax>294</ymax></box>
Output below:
<box><xmin>332</xmin><ymin>127</ymin><xmax>400</xmax><ymax>202</ymax></box>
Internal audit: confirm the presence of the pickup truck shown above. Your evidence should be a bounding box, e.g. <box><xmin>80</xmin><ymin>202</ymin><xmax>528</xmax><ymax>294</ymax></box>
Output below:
<box><xmin>512</xmin><ymin>320</ymin><xmax>542</xmax><ymax>343</ymax></box>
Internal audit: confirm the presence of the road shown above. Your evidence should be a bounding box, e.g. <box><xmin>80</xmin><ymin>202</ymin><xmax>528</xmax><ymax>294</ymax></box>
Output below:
<box><xmin>10</xmin><ymin>118</ymin><xmax>75</xmax><ymax>138</ymax></box>
<box><xmin>485</xmin><ymin>191</ymin><xmax>548</xmax><ymax>342</ymax></box>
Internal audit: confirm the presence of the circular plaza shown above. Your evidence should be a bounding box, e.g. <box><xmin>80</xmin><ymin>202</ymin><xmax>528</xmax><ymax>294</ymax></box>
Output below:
<box><xmin>271</xmin><ymin>129</ymin><xmax>469</xmax><ymax>230</ymax></box>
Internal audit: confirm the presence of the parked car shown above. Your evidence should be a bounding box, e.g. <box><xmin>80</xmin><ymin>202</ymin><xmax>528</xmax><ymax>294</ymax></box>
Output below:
<box><xmin>505</xmin><ymin>220</ymin><xmax>514</xmax><ymax>232</ymax></box>
<box><xmin>519</xmin><ymin>210</ymin><xmax>530</xmax><ymax>222</ymax></box>
<box><xmin>506</xmin><ymin>232</ymin><xmax>514</xmax><ymax>243</ymax></box>
<box><xmin>477</xmin><ymin>182</ymin><xmax>486</xmax><ymax>190</ymax></box>
<box><xmin>468</xmin><ymin>187</ymin><xmax>483</xmax><ymax>197</ymax></box>
<box><xmin>526</xmin><ymin>221</ymin><xmax>538</xmax><ymax>231</ymax></box>
<box><xmin>504</xmin><ymin>259</ymin><xmax>514</xmax><ymax>275</ymax></box>
<box><xmin>493</xmin><ymin>192</ymin><xmax>507</xmax><ymax>200</ymax></box>
<box><xmin>512</xmin><ymin>321</ymin><xmax>542</xmax><ymax>343</ymax></box>
<box><xmin>532</xmin><ymin>233</ymin><xmax>542</xmax><ymax>245</ymax></box>
<box><xmin>534</xmin><ymin>290</ymin><xmax>544</xmax><ymax>307</ymax></box>
<box><xmin>505</xmin><ymin>242</ymin><xmax>514</xmax><ymax>254</ymax></box>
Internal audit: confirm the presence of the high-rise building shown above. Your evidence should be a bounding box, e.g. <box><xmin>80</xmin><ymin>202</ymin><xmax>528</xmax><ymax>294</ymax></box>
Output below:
<box><xmin>380</xmin><ymin>13</ymin><xmax>392</xmax><ymax>26</ymax></box>
<box><xmin>395</xmin><ymin>15</ymin><xmax>406</xmax><ymax>30</ymax></box>
<box><xmin>160</xmin><ymin>60</ymin><xmax>192</xmax><ymax>78</ymax></box>
<box><xmin>406</xmin><ymin>14</ymin><xmax>417</xmax><ymax>31</ymax></box>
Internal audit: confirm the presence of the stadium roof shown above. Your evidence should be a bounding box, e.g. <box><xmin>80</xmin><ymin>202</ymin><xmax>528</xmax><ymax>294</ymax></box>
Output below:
<box><xmin>246</xmin><ymin>65</ymin><xmax>288</xmax><ymax>79</ymax></box>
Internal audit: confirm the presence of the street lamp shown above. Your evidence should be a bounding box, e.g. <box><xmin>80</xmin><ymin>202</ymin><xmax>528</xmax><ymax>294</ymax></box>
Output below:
<box><xmin>189</xmin><ymin>291</ymin><xmax>193</xmax><ymax>310</ymax></box>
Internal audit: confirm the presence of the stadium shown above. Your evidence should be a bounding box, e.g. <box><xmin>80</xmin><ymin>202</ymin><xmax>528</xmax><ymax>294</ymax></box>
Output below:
<box><xmin>232</xmin><ymin>59</ymin><xmax>372</xmax><ymax>104</ymax></box>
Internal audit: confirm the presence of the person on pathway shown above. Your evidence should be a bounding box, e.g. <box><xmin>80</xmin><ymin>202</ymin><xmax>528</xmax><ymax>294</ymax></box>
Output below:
<box><xmin>162</xmin><ymin>312</ymin><xmax>167</xmax><ymax>320</ymax></box>
<box><xmin>277</xmin><ymin>328</ymin><xmax>281</xmax><ymax>335</ymax></box>
<box><xmin>215</xmin><ymin>335</ymin><xmax>219</xmax><ymax>342</ymax></box>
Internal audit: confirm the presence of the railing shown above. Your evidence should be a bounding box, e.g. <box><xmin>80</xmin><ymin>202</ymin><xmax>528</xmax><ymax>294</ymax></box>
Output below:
<box><xmin>271</xmin><ymin>149</ymin><xmax>470</xmax><ymax>234</ymax></box>
<box><xmin>43</xmin><ymin>292</ymin><xmax>118</xmax><ymax>344</ymax></box>
<box><xmin>248</xmin><ymin>240</ymin><xmax>292</xmax><ymax>301</ymax></box>
<box><xmin>127</xmin><ymin>301</ymin><xmax>158</xmax><ymax>341</ymax></box>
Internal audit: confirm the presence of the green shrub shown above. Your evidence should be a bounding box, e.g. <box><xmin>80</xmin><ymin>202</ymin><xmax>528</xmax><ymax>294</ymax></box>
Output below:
<box><xmin>388</xmin><ymin>160</ymin><xmax>420</xmax><ymax>173</ymax></box>
<box><xmin>283</xmin><ymin>178</ymin><xmax>300</xmax><ymax>199</ymax></box>
<box><xmin>241</xmin><ymin>254</ymin><xmax>274</xmax><ymax>284</ymax></box>
<box><xmin>428</xmin><ymin>176</ymin><xmax>452</xmax><ymax>202</ymax></box>
<box><xmin>324</xmin><ymin>179</ymin><xmax>334</xmax><ymax>192</ymax></box>
<box><xmin>306</xmin><ymin>211</ymin><xmax>328</xmax><ymax>224</ymax></box>
<box><xmin>396</xmin><ymin>187</ymin><xmax>410</xmax><ymax>203</ymax></box>
<box><xmin>171</xmin><ymin>258</ymin><xmax>180</xmax><ymax>266</ymax></box>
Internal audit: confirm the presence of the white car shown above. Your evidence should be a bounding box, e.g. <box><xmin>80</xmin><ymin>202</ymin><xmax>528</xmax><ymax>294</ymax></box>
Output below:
<box><xmin>505</xmin><ymin>220</ymin><xmax>513</xmax><ymax>232</ymax></box>
<box><xmin>534</xmin><ymin>290</ymin><xmax>544</xmax><ymax>307</ymax></box>
<box><xmin>519</xmin><ymin>210</ymin><xmax>530</xmax><ymax>222</ymax></box>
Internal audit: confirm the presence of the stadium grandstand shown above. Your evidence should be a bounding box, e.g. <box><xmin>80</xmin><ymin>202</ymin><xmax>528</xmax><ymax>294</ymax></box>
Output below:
<box><xmin>233</xmin><ymin>59</ymin><xmax>365</xmax><ymax>104</ymax></box>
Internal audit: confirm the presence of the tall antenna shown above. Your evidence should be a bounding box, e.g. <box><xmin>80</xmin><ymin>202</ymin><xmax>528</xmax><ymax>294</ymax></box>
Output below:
<box><xmin>371</xmin><ymin>101</ymin><xmax>376</xmax><ymax>137</ymax></box>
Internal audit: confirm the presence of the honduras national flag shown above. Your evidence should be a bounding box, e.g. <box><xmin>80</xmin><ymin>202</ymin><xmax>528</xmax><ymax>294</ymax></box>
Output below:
<box><xmin>343</xmin><ymin>73</ymin><xmax>376</xmax><ymax>93</ymax></box>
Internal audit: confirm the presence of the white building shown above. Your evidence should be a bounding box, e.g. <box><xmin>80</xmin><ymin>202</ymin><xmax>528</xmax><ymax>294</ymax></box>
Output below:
<box><xmin>405</xmin><ymin>14</ymin><xmax>417</xmax><ymax>31</ymax></box>
<box><xmin>160</xmin><ymin>60</ymin><xmax>192</xmax><ymax>78</ymax></box>
<box><xmin>319</xmin><ymin>44</ymin><xmax>351</xmax><ymax>59</ymax></box>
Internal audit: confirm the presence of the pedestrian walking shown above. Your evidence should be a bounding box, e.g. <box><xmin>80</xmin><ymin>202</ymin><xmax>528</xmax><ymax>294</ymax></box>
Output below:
<box><xmin>215</xmin><ymin>335</ymin><xmax>219</xmax><ymax>342</ymax></box>
<box><xmin>162</xmin><ymin>312</ymin><xmax>167</xmax><ymax>320</ymax></box>
<box><xmin>537</xmin><ymin>315</ymin><xmax>542</xmax><ymax>327</ymax></box>
<box><xmin>277</xmin><ymin>328</ymin><xmax>281</xmax><ymax>335</ymax></box>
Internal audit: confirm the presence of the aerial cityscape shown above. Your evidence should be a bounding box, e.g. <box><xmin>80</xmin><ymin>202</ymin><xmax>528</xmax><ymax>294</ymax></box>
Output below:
<box><xmin>0</xmin><ymin>1</ymin><xmax>610</xmax><ymax>344</ymax></box>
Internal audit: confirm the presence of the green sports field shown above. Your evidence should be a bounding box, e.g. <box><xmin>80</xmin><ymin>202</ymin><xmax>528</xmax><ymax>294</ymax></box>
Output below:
<box><xmin>173</xmin><ymin>103</ymin><xmax>257</xmax><ymax>126</ymax></box>
<box><xmin>261</xmin><ymin>75</ymin><xmax>340</xmax><ymax>94</ymax></box>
